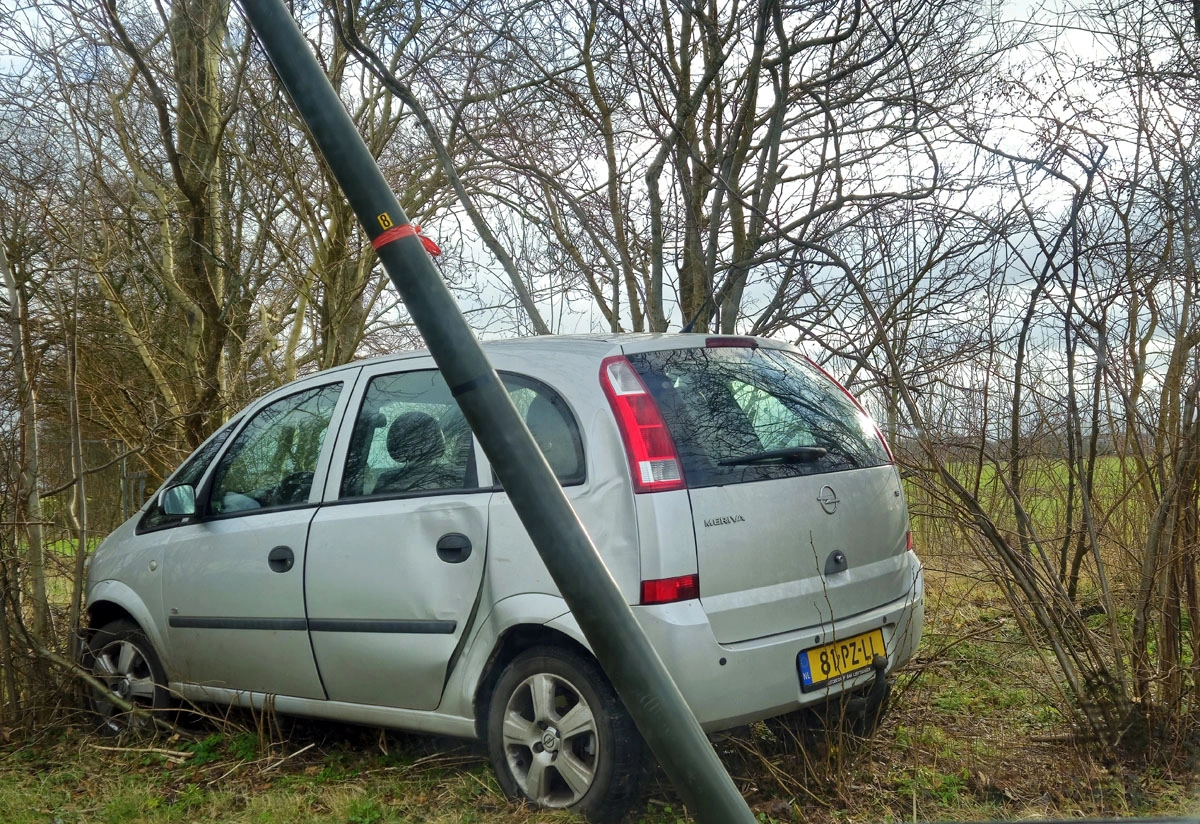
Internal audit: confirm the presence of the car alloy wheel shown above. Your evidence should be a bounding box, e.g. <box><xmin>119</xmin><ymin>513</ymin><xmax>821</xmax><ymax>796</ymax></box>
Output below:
<box><xmin>501</xmin><ymin>669</ymin><xmax>599</xmax><ymax>806</ymax></box>
<box><xmin>85</xmin><ymin>619</ymin><xmax>171</xmax><ymax>735</ymax></box>
<box><xmin>486</xmin><ymin>646</ymin><xmax>646</xmax><ymax>823</ymax></box>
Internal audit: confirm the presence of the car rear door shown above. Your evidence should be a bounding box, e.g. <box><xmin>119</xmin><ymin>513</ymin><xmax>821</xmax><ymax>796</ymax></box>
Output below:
<box><xmin>304</xmin><ymin>360</ymin><xmax>490</xmax><ymax>711</ymax></box>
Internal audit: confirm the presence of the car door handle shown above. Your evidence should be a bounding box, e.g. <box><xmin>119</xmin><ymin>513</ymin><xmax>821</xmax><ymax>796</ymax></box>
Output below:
<box><xmin>436</xmin><ymin>533</ymin><xmax>472</xmax><ymax>564</ymax></box>
<box><xmin>268</xmin><ymin>545</ymin><xmax>295</xmax><ymax>573</ymax></box>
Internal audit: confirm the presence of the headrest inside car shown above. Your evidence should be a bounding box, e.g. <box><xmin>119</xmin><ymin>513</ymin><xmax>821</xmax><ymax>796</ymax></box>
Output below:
<box><xmin>386</xmin><ymin>412</ymin><xmax>445</xmax><ymax>463</ymax></box>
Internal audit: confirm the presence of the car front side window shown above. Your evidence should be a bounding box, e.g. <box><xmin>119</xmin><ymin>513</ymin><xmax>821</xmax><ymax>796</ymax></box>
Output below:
<box><xmin>137</xmin><ymin>422</ymin><xmax>239</xmax><ymax>532</ymax></box>
<box><xmin>206</xmin><ymin>383</ymin><xmax>342</xmax><ymax>516</ymax></box>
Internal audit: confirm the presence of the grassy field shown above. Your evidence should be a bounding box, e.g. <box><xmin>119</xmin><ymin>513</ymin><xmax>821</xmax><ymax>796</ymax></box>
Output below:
<box><xmin>912</xmin><ymin>454</ymin><xmax>1153</xmax><ymax>544</ymax></box>
<box><xmin>2</xmin><ymin>549</ymin><xmax>1198</xmax><ymax>823</ymax></box>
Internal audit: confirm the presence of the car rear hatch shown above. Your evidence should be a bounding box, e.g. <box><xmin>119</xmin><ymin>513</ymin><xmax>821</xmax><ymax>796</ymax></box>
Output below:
<box><xmin>623</xmin><ymin>340</ymin><xmax>911</xmax><ymax>644</ymax></box>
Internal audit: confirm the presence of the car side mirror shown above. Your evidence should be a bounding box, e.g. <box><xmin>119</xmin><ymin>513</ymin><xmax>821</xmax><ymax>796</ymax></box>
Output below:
<box><xmin>162</xmin><ymin>484</ymin><xmax>197</xmax><ymax>517</ymax></box>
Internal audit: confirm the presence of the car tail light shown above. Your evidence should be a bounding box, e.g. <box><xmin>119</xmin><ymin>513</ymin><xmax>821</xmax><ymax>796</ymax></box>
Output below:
<box><xmin>803</xmin><ymin>355</ymin><xmax>895</xmax><ymax>463</ymax></box>
<box><xmin>640</xmin><ymin>574</ymin><xmax>700</xmax><ymax>605</ymax></box>
<box><xmin>600</xmin><ymin>356</ymin><xmax>685</xmax><ymax>493</ymax></box>
<box><xmin>906</xmin><ymin>530</ymin><xmax>914</xmax><ymax>552</ymax></box>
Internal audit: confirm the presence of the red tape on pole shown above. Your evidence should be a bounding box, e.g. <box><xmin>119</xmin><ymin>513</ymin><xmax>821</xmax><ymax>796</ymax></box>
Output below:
<box><xmin>372</xmin><ymin>223</ymin><xmax>441</xmax><ymax>256</ymax></box>
<box><xmin>371</xmin><ymin>223</ymin><xmax>417</xmax><ymax>249</ymax></box>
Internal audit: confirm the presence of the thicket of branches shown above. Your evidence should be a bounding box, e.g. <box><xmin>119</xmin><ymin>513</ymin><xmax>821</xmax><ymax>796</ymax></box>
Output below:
<box><xmin>2</xmin><ymin>0</ymin><xmax>1198</xmax><ymax>768</ymax></box>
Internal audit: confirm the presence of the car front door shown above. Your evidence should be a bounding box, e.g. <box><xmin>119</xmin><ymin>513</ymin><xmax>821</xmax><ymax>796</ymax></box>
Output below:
<box><xmin>305</xmin><ymin>362</ymin><xmax>489</xmax><ymax>711</ymax></box>
<box><xmin>162</xmin><ymin>378</ymin><xmax>351</xmax><ymax>699</ymax></box>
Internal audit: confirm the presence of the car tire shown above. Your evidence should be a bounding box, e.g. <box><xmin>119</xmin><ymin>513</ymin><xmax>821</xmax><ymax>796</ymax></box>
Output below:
<box><xmin>84</xmin><ymin>619</ymin><xmax>172</xmax><ymax>736</ymax></box>
<box><xmin>486</xmin><ymin>645</ymin><xmax>647</xmax><ymax>823</ymax></box>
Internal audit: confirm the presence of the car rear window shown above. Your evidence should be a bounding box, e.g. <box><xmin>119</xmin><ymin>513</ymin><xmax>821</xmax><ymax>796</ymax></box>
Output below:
<box><xmin>626</xmin><ymin>346</ymin><xmax>888</xmax><ymax>489</ymax></box>
<box><xmin>492</xmin><ymin>373</ymin><xmax>585</xmax><ymax>487</ymax></box>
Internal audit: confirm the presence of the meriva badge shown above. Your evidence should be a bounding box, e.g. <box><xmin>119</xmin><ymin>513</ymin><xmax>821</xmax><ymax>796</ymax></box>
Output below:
<box><xmin>703</xmin><ymin>514</ymin><xmax>746</xmax><ymax>528</ymax></box>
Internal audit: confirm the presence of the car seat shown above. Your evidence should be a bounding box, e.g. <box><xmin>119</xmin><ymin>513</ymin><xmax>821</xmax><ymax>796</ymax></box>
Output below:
<box><xmin>373</xmin><ymin>412</ymin><xmax>460</xmax><ymax>493</ymax></box>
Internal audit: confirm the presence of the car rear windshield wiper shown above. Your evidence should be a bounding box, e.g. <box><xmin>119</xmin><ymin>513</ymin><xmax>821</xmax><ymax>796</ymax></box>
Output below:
<box><xmin>718</xmin><ymin>446</ymin><xmax>828</xmax><ymax>466</ymax></box>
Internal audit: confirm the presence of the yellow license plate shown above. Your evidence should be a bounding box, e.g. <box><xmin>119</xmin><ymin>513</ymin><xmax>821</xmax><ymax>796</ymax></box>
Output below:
<box><xmin>798</xmin><ymin>628</ymin><xmax>886</xmax><ymax>691</ymax></box>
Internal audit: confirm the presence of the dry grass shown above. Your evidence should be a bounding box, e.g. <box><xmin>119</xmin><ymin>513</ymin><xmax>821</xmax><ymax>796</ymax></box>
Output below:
<box><xmin>2</xmin><ymin>543</ymin><xmax>1198</xmax><ymax>823</ymax></box>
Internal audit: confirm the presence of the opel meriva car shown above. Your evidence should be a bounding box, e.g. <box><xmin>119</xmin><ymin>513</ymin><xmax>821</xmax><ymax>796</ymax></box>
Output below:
<box><xmin>84</xmin><ymin>334</ymin><xmax>924</xmax><ymax>821</ymax></box>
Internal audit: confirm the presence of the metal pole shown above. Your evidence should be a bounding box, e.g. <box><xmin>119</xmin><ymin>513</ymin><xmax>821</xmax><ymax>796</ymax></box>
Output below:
<box><xmin>238</xmin><ymin>3</ymin><xmax>755</xmax><ymax>822</ymax></box>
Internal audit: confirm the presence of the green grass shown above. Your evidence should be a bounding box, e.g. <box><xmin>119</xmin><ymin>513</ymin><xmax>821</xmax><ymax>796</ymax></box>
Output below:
<box><xmin>0</xmin><ymin>729</ymin><xmax>570</xmax><ymax>824</ymax></box>
<box><xmin>43</xmin><ymin>536</ymin><xmax>104</xmax><ymax>557</ymax></box>
<box><xmin>7</xmin><ymin>534</ymin><xmax>1200</xmax><ymax>823</ymax></box>
<box><xmin>909</xmin><ymin>454</ymin><xmax>1154</xmax><ymax>543</ymax></box>
<box><xmin>4</xmin><ymin>649</ymin><xmax>1197</xmax><ymax>824</ymax></box>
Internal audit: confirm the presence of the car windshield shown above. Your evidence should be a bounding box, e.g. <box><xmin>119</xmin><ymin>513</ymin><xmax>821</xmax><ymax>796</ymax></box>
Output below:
<box><xmin>626</xmin><ymin>346</ymin><xmax>889</xmax><ymax>489</ymax></box>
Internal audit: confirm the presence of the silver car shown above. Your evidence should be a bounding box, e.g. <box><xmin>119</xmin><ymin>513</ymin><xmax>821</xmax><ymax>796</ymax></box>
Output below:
<box><xmin>84</xmin><ymin>334</ymin><xmax>924</xmax><ymax>821</ymax></box>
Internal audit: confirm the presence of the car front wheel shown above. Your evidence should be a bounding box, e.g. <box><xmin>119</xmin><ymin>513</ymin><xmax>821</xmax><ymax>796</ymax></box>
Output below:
<box><xmin>486</xmin><ymin>645</ymin><xmax>646</xmax><ymax>823</ymax></box>
<box><xmin>85</xmin><ymin>619</ymin><xmax>172</xmax><ymax>735</ymax></box>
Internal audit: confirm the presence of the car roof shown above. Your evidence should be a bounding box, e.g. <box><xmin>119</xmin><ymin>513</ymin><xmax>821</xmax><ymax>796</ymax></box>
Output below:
<box><xmin>345</xmin><ymin>332</ymin><xmax>791</xmax><ymax>369</ymax></box>
<box><xmin>282</xmin><ymin>333</ymin><xmax>795</xmax><ymax>391</ymax></box>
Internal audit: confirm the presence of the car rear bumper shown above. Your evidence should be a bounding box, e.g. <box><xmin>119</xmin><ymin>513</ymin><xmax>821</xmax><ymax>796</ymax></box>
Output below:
<box><xmin>633</xmin><ymin>554</ymin><xmax>924</xmax><ymax>732</ymax></box>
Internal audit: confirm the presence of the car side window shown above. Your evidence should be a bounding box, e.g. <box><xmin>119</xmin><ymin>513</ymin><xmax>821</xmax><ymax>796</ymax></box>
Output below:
<box><xmin>206</xmin><ymin>383</ymin><xmax>342</xmax><ymax>516</ymax></box>
<box><xmin>137</xmin><ymin>422</ymin><xmax>239</xmax><ymax>532</ymax></box>
<box><xmin>494</xmin><ymin>374</ymin><xmax>585</xmax><ymax>486</ymax></box>
<box><xmin>340</xmin><ymin>371</ymin><xmax>478</xmax><ymax>499</ymax></box>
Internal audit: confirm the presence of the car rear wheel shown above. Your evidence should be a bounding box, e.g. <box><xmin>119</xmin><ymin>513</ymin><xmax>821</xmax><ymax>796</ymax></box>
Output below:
<box><xmin>486</xmin><ymin>646</ymin><xmax>646</xmax><ymax>823</ymax></box>
<box><xmin>85</xmin><ymin>619</ymin><xmax>172</xmax><ymax>735</ymax></box>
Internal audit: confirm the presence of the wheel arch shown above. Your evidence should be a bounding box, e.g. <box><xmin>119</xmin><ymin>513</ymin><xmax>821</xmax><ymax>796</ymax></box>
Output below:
<box><xmin>472</xmin><ymin>621</ymin><xmax>594</xmax><ymax>739</ymax></box>
<box><xmin>87</xmin><ymin>600</ymin><xmax>136</xmax><ymax>633</ymax></box>
<box><xmin>85</xmin><ymin>580</ymin><xmax>171</xmax><ymax>673</ymax></box>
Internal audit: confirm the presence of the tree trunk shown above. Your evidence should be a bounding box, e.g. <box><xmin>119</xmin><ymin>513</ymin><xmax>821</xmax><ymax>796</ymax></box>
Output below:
<box><xmin>66</xmin><ymin>329</ymin><xmax>89</xmax><ymax>636</ymax></box>
<box><xmin>171</xmin><ymin>0</ymin><xmax>232</xmax><ymax>445</ymax></box>
<box><xmin>1</xmin><ymin>234</ymin><xmax>50</xmax><ymax>647</ymax></box>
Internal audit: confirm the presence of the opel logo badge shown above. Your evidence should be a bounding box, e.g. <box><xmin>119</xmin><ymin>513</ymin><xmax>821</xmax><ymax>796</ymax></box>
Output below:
<box><xmin>817</xmin><ymin>485</ymin><xmax>839</xmax><ymax>515</ymax></box>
